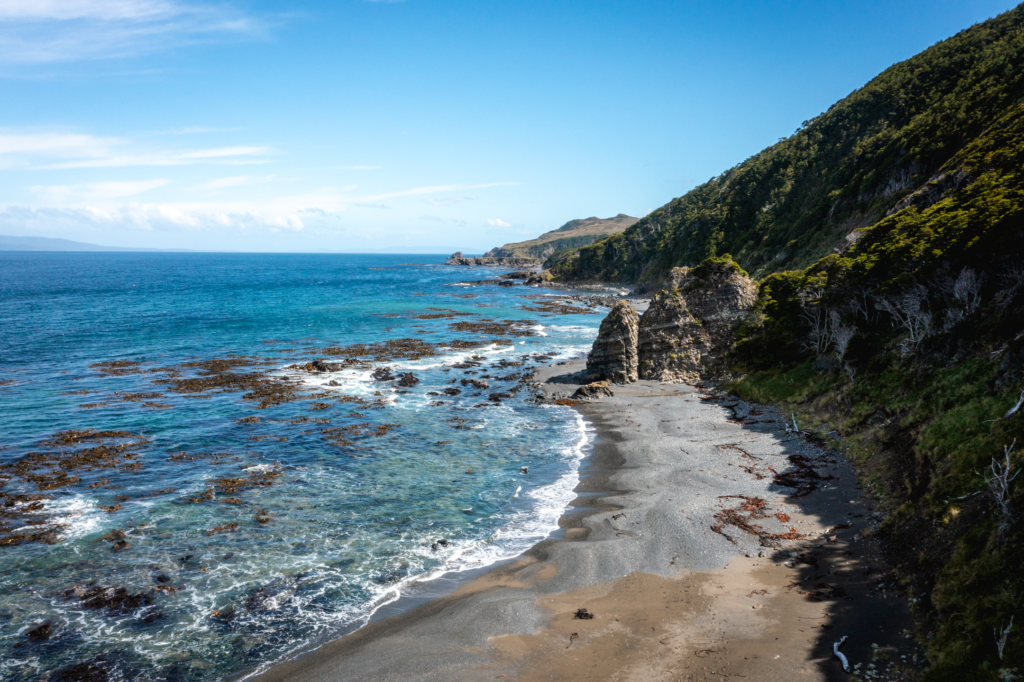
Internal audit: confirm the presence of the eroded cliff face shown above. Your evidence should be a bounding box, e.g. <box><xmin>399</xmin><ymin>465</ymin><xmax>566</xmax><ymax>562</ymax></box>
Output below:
<box><xmin>637</xmin><ymin>263</ymin><xmax>757</xmax><ymax>382</ymax></box>
<box><xmin>585</xmin><ymin>300</ymin><xmax>639</xmax><ymax>383</ymax></box>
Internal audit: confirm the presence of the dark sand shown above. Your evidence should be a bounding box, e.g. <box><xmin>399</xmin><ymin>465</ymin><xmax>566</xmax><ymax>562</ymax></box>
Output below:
<box><xmin>249</xmin><ymin>359</ymin><xmax>919</xmax><ymax>682</ymax></box>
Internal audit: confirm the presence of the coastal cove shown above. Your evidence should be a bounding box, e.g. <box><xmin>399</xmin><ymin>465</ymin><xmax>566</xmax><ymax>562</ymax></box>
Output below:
<box><xmin>0</xmin><ymin>253</ymin><xmax>616</xmax><ymax>682</ymax></box>
<box><xmin>251</xmin><ymin>358</ymin><xmax>921</xmax><ymax>682</ymax></box>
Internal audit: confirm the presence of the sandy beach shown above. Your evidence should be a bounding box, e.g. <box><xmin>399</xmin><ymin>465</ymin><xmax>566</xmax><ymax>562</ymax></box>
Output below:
<box><xmin>250</xmin><ymin>359</ymin><xmax>921</xmax><ymax>682</ymax></box>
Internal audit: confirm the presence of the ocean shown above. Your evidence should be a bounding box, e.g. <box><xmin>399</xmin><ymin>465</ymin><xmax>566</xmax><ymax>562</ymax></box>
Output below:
<box><xmin>0</xmin><ymin>252</ymin><xmax>607</xmax><ymax>681</ymax></box>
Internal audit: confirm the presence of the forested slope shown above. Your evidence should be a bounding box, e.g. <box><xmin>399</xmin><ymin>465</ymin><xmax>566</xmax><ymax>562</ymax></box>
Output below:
<box><xmin>725</xmin><ymin>70</ymin><xmax>1024</xmax><ymax>682</ymax></box>
<box><xmin>548</xmin><ymin>5</ymin><xmax>1024</xmax><ymax>286</ymax></box>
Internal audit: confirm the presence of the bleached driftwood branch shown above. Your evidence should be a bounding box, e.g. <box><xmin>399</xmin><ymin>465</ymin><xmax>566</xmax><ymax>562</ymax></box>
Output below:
<box><xmin>833</xmin><ymin>635</ymin><xmax>850</xmax><ymax>672</ymax></box>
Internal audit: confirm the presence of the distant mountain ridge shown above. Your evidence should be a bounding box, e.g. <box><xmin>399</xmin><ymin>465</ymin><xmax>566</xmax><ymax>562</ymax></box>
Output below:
<box><xmin>483</xmin><ymin>214</ymin><xmax>638</xmax><ymax>261</ymax></box>
<box><xmin>0</xmin><ymin>235</ymin><xmax>193</xmax><ymax>252</ymax></box>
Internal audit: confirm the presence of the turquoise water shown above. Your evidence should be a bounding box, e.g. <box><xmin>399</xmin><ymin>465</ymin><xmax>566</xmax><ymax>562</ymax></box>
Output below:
<box><xmin>0</xmin><ymin>253</ymin><xmax>604</xmax><ymax>681</ymax></box>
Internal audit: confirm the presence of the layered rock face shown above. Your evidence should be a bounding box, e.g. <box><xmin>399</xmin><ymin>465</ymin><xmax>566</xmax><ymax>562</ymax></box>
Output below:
<box><xmin>572</xmin><ymin>380</ymin><xmax>615</xmax><ymax>400</ymax></box>
<box><xmin>585</xmin><ymin>300</ymin><xmax>639</xmax><ymax>383</ymax></box>
<box><xmin>637</xmin><ymin>262</ymin><xmax>757</xmax><ymax>382</ymax></box>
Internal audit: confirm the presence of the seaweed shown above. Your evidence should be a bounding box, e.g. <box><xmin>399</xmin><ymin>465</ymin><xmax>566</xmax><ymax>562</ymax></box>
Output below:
<box><xmin>710</xmin><ymin>495</ymin><xmax>805</xmax><ymax>547</ymax></box>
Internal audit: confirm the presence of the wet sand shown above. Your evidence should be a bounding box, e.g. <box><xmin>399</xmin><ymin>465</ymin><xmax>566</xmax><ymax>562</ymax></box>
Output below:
<box><xmin>250</xmin><ymin>360</ymin><xmax>920</xmax><ymax>682</ymax></box>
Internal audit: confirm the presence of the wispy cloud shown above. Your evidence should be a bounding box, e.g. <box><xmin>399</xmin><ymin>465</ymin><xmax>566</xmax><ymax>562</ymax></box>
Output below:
<box><xmin>0</xmin><ymin>174</ymin><xmax>514</xmax><ymax>236</ymax></box>
<box><xmin>426</xmin><ymin>196</ymin><xmax>473</xmax><ymax>206</ymax></box>
<box><xmin>0</xmin><ymin>0</ymin><xmax>265</xmax><ymax>63</ymax></box>
<box><xmin>361</xmin><ymin>182</ymin><xmax>515</xmax><ymax>202</ymax></box>
<box><xmin>30</xmin><ymin>178</ymin><xmax>169</xmax><ymax>203</ymax></box>
<box><xmin>0</xmin><ymin>130</ymin><xmax>272</xmax><ymax>169</ymax></box>
<box><xmin>487</xmin><ymin>218</ymin><xmax>511</xmax><ymax>228</ymax></box>
<box><xmin>193</xmin><ymin>174</ymin><xmax>281</xmax><ymax>191</ymax></box>
<box><xmin>0</xmin><ymin>186</ymin><xmax>346</xmax><ymax>233</ymax></box>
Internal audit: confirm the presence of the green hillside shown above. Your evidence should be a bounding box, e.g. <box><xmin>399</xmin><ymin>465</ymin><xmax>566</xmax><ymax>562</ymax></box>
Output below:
<box><xmin>549</xmin><ymin>5</ymin><xmax>1024</xmax><ymax>286</ymax></box>
<box><xmin>483</xmin><ymin>214</ymin><xmax>637</xmax><ymax>261</ymax></box>
<box><xmin>723</xmin><ymin>90</ymin><xmax>1024</xmax><ymax>681</ymax></box>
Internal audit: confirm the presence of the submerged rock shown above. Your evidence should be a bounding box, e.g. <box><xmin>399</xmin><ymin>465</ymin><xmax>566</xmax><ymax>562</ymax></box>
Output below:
<box><xmin>302</xmin><ymin>360</ymin><xmax>339</xmax><ymax>373</ymax></box>
<box><xmin>26</xmin><ymin>621</ymin><xmax>52</xmax><ymax>641</ymax></box>
<box><xmin>53</xmin><ymin>655</ymin><xmax>112</xmax><ymax>682</ymax></box>
<box><xmin>637</xmin><ymin>260</ymin><xmax>756</xmax><ymax>383</ymax></box>
<box><xmin>572</xmin><ymin>381</ymin><xmax>614</xmax><ymax>400</ymax></box>
<box><xmin>67</xmin><ymin>585</ymin><xmax>153</xmax><ymax>614</ymax></box>
<box><xmin>585</xmin><ymin>300</ymin><xmax>639</xmax><ymax>383</ymax></box>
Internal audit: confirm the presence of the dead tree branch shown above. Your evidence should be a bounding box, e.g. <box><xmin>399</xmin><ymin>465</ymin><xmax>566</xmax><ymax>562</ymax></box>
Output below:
<box><xmin>875</xmin><ymin>285</ymin><xmax>932</xmax><ymax>354</ymax></box>
<box><xmin>989</xmin><ymin>440</ymin><xmax>1019</xmax><ymax>542</ymax></box>
<box><xmin>996</xmin><ymin>616</ymin><xmax>1013</xmax><ymax>661</ymax></box>
<box><xmin>985</xmin><ymin>389</ymin><xmax>1024</xmax><ymax>423</ymax></box>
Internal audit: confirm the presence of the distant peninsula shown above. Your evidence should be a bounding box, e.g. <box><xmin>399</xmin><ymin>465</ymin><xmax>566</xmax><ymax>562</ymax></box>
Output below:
<box><xmin>0</xmin><ymin>235</ymin><xmax>193</xmax><ymax>253</ymax></box>
<box><xmin>447</xmin><ymin>213</ymin><xmax>638</xmax><ymax>267</ymax></box>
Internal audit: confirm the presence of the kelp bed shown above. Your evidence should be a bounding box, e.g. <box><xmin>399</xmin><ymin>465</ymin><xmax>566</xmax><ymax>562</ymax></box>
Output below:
<box><xmin>0</xmin><ymin>306</ymin><xmax>580</xmax><ymax>550</ymax></box>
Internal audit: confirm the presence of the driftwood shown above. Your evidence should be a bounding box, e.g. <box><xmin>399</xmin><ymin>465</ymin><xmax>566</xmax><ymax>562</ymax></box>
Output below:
<box><xmin>833</xmin><ymin>635</ymin><xmax>850</xmax><ymax>672</ymax></box>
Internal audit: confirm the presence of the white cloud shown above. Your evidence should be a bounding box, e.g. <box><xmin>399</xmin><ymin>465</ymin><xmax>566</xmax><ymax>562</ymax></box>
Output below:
<box><xmin>194</xmin><ymin>174</ymin><xmax>279</xmax><ymax>191</ymax></box>
<box><xmin>487</xmin><ymin>218</ymin><xmax>511</xmax><ymax>228</ymax></box>
<box><xmin>0</xmin><ymin>185</ymin><xmax>350</xmax><ymax>233</ymax></box>
<box><xmin>362</xmin><ymin>182</ymin><xmax>515</xmax><ymax>202</ymax></box>
<box><xmin>1</xmin><ymin>201</ymin><xmax>303</xmax><ymax>233</ymax></box>
<box><xmin>0</xmin><ymin>0</ymin><xmax>264</xmax><ymax>63</ymax></box>
<box><xmin>30</xmin><ymin>178</ymin><xmax>169</xmax><ymax>203</ymax></box>
<box><xmin>427</xmin><ymin>196</ymin><xmax>473</xmax><ymax>206</ymax></box>
<box><xmin>0</xmin><ymin>130</ymin><xmax>271</xmax><ymax>169</ymax></box>
<box><xmin>0</xmin><ymin>1</ymin><xmax>177</xmax><ymax>21</ymax></box>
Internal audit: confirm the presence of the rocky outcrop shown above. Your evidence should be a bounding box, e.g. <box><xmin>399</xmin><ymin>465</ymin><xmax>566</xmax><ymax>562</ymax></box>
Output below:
<box><xmin>300</xmin><ymin>359</ymin><xmax>341</xmax><ymax>373</ymax></box>
<box><xmin>446</xmin><ymin>252</ymin><xmax>541</xmax><ymax>268</ymax></box>
<box><xmin>637</xmin><ymin>260</ymin><xmax>757</xmax><ymax>383</ymax></box>
<box><xmin>572</xmin><ymin>380</ymin><xmax>614</xmax><ymax>400</ymax></box>
<box><xmin>585</xmin><ymin>300</ymin><xmax>639</xmax><ymax>383</ymax></box>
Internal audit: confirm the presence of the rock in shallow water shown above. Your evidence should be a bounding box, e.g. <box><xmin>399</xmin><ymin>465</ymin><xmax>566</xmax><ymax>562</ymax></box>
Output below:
<box><xmin>26</xmin><ymin>621</ymin><xmax>52</xmax><ymax>641</ymax></box>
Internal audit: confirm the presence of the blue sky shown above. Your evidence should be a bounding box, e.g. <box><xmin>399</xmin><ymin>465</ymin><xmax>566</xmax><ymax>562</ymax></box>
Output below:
<box><xmin>0</xmin><ymin>0</ymin><xmax>1017</xmax><ymax>252</ymax></box>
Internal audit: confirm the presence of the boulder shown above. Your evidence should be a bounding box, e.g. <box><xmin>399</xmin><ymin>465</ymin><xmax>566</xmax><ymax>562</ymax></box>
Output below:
<box><xmin>585</xmin><ymin>300</ymin><xmax>639</xmax><ymax>383</ymax></box>
<box><xmin>572</xmin><ymin>380</ymin><xmax>615</xmax><ymax>400</ymax></box>
<box><xmin>306</xmin><ymin>359</ymin><xmax>339</xmax><ymax>373</ymax></box>
<box><xmin>396</xmin><ymin>372</ymin><xmax>419</xmax><ymax>387</ymax></box>
<box><xmin>637</xmin><ymin>260</ymin><xmax>757</xmax><ymax>383</ymax></box>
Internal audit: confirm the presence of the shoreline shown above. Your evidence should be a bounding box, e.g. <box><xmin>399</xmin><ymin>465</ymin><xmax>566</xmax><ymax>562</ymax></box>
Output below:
<box><xmin>237</xmin><ymin>359</ymin><xmax>615</xmax><ymax>681</ymax></box>
<box><xmin>250</xmin><ymin>359</ymin><xmax>922</xmax><ymax>681</ymax></box>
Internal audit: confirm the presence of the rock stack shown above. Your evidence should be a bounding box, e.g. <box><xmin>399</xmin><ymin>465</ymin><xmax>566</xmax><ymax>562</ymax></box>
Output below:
<box><xmin>585</xmin><ymin>259</ymin><xmax>757</xmax><ymax>384</ymax></box>
<box><xmin>585</xmin><ymin>300</ymin><xmax>639</xmax><ymax>383</ymax></box>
